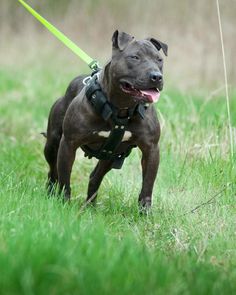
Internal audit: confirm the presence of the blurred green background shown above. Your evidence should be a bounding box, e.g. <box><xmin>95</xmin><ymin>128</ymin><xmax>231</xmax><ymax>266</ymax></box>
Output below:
<box><xmin>0</xmin><ymin>2</ymin><xmax>236</xmax><ymax>294</ymax></box>
<box><xmin>0</xmin><ymin>0</ymin><xmax>235</xmax><ymax>90</ymax></box>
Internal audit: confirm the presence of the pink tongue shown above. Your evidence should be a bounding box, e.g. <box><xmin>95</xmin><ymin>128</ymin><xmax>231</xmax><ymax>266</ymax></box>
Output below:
<box><xmin>140</xmin><ymin>89</ymin><xmax>160</xmax><ymax>102</ymax></box>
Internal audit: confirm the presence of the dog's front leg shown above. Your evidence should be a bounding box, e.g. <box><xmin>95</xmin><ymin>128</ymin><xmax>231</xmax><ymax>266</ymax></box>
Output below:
<box><xmin>87</xmin><ymin>160</ymin><xmax>113</xmax><ymax>204</ymax></box>
<box><xmin>139</xmin><ymin>143</ymin><xmax>160</xmax><ymax>210</ymax></box>
<box><xmin>57</xmin><ymin>135</ymin><xmax>76</xmax><ymax>201</ymax></box>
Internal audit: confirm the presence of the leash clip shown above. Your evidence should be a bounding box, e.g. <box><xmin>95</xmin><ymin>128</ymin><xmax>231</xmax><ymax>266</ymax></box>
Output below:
<box><xmin>88</xmin><ymin>60</ymin><xmax>100</xmax><ymax>72</ymax></box>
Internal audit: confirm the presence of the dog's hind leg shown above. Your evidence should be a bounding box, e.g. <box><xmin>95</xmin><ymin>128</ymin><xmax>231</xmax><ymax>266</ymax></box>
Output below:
<box><xmin>86</xmin><ymin>160</ymin><xmax>113</xmax><ymax>204</ymax></box>
<box><xmin>44</xmin><ymin>133</ymin><xmax>61</xmax><ymax>194</ymax></box>
<box><xmin>57</xmin><ymin>135</ymin><xmax>77</xmax><ymax>201</ymax></box>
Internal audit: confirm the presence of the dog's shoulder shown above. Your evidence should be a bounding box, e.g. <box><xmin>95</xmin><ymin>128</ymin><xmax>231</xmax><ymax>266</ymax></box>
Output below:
<box><xmin>64</xmin><ymin>75</ymin><xmax>88</xmax><ymax>99</ymax></box>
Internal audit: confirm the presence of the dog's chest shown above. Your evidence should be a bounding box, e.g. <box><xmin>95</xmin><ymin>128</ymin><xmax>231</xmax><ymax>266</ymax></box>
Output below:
<box><xmin>93</xmin><ymin>130</ymin><xmax>132</xmax><ymax>142</ymax></box>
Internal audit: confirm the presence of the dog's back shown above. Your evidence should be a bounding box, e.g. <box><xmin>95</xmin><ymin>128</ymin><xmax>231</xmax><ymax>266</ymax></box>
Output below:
<box><xmin>46</xmin><ymin>75</ymin><xmax>87</xmax><ymax>138</ymax></box>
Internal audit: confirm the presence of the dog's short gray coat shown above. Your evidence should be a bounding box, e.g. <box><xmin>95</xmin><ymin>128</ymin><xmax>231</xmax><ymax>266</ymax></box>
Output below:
<box><xmin>44</xmin><ymin>30</ymin><xmax>168</xmax><ymax>210</ymax></box>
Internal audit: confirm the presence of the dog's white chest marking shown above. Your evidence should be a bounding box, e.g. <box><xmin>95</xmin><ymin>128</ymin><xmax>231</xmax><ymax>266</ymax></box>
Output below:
<box><xmin>96</xmin><ymin>130</ymin><xmax>132</xmax><ymax>142</ymax></box>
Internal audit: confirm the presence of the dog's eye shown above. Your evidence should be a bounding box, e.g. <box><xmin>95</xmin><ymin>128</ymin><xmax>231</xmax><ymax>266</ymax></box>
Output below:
<box><xmin>158</xmin><ymin>58</ymin><xmax>163</xmax><ymax>63</ymax></box>
<box><xmin>130</xmin><ymin>55</ymin><xmax>140</xmax><ymax>60</ymax></box>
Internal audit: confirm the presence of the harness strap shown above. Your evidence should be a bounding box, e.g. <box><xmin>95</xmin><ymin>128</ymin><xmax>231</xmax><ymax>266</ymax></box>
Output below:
<box><xmin>86</xmin><ymin>76</ymin><xmax>113</xmax><ymax>121</ymax></box>
<box><xmin>99</xmin><ymin>125</ymin><xmax>125</xmax><ymax>157</ymax></box>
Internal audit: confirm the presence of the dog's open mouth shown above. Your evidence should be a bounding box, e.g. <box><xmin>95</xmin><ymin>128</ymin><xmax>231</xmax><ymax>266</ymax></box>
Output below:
<box><xmin>120</xmin><ymin>82</ymin><xmax>160</xmax><ymax>103</ymax></box>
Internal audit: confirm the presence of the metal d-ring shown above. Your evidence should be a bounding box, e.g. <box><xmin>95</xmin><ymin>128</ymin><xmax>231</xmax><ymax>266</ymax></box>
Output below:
<box><xmin>82</xmin><ymin>76</ymin><xmax>92</xmax><ymax>85</ymax></box>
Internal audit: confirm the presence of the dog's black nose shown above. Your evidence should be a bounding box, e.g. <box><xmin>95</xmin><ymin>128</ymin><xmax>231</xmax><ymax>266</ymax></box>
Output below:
<box><xmin>150</xmin><ymin>71</ymin><xmax>163</xmax><ymax>83</ymax></box>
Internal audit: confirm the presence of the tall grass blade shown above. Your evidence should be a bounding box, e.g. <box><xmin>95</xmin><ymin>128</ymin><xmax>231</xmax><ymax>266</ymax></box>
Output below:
<box><xmin>216</xmin><ymin>0</ymin><xmax>234</xmax><ymax>160</ymax></box>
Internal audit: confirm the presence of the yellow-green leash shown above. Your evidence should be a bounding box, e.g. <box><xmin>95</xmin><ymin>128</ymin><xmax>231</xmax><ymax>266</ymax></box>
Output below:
<box><xmin>18</xmin><ymin>0</ymin><xmax>99</xmax><ymax>71</ymax></box>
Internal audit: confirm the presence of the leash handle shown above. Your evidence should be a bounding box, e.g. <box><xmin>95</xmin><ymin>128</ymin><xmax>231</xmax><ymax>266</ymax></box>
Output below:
<box><xmin>18</xmin><ymin>0</ymin><xmax>99</xmax><ymax>71</ymax></box>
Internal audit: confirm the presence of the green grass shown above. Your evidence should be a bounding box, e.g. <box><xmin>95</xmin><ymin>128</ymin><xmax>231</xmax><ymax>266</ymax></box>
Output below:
<box><xmin>0</xmin><ymin>63</ymin><xmax>236</xmax><ymax>295</ymax></box>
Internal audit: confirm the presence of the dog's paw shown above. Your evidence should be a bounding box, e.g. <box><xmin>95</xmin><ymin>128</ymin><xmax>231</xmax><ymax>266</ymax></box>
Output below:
<box><xmin>138</xmin><ymin>196</ymin><xmax>152</xmax><ymax>216</ymax></box>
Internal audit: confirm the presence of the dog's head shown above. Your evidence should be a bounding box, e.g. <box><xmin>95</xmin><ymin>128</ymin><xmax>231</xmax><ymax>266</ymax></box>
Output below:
<box><xmin>108</xmin><ymin>30</ymin><xmax>168</xmax><ymax>104</ymax></box>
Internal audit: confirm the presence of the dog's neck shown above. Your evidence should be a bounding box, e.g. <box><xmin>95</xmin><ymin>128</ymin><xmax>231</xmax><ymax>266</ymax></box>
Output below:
<box><xmin>98</xmin><ymin>62</ymin><xmax>138</xmax><ymax>110</ymax></box>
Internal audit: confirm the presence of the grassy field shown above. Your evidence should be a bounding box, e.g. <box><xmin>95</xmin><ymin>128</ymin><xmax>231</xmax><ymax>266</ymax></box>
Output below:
<box><xmin>0</xmin><ymin>62</ymin><xmax>236</xmax><ymax>295</ymax></box>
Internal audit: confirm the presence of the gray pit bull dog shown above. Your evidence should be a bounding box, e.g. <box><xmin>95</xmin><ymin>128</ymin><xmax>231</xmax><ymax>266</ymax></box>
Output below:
<box><xmin>44</xmin><ymin>30</ymin><xmax>168</xmax><ymax>210</ymax></box>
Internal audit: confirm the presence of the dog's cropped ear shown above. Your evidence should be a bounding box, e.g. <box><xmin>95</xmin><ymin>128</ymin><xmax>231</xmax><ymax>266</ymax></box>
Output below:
<box><xmin>147</xmin><ymin>38</ymin><xmax>168</xmax><ymax>56</ymax></box>
<box><xmin>112</xmin><ymin>30</ymin><xmax>134</xmax><ymax>51</ymax></box>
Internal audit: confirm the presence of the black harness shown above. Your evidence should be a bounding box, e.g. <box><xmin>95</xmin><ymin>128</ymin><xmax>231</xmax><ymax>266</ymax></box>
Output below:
<box><xmin>81</xmin><ymin>74</ymin><xmax>148</xmax><ymax>169</ymax></box>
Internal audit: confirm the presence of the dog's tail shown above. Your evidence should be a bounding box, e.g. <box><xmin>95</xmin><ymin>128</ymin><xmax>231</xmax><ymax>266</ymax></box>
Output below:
<box><xmin>40</xmin><ymin>132</ymin><xmax>47</xmax><ymax>138</ymax></box>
